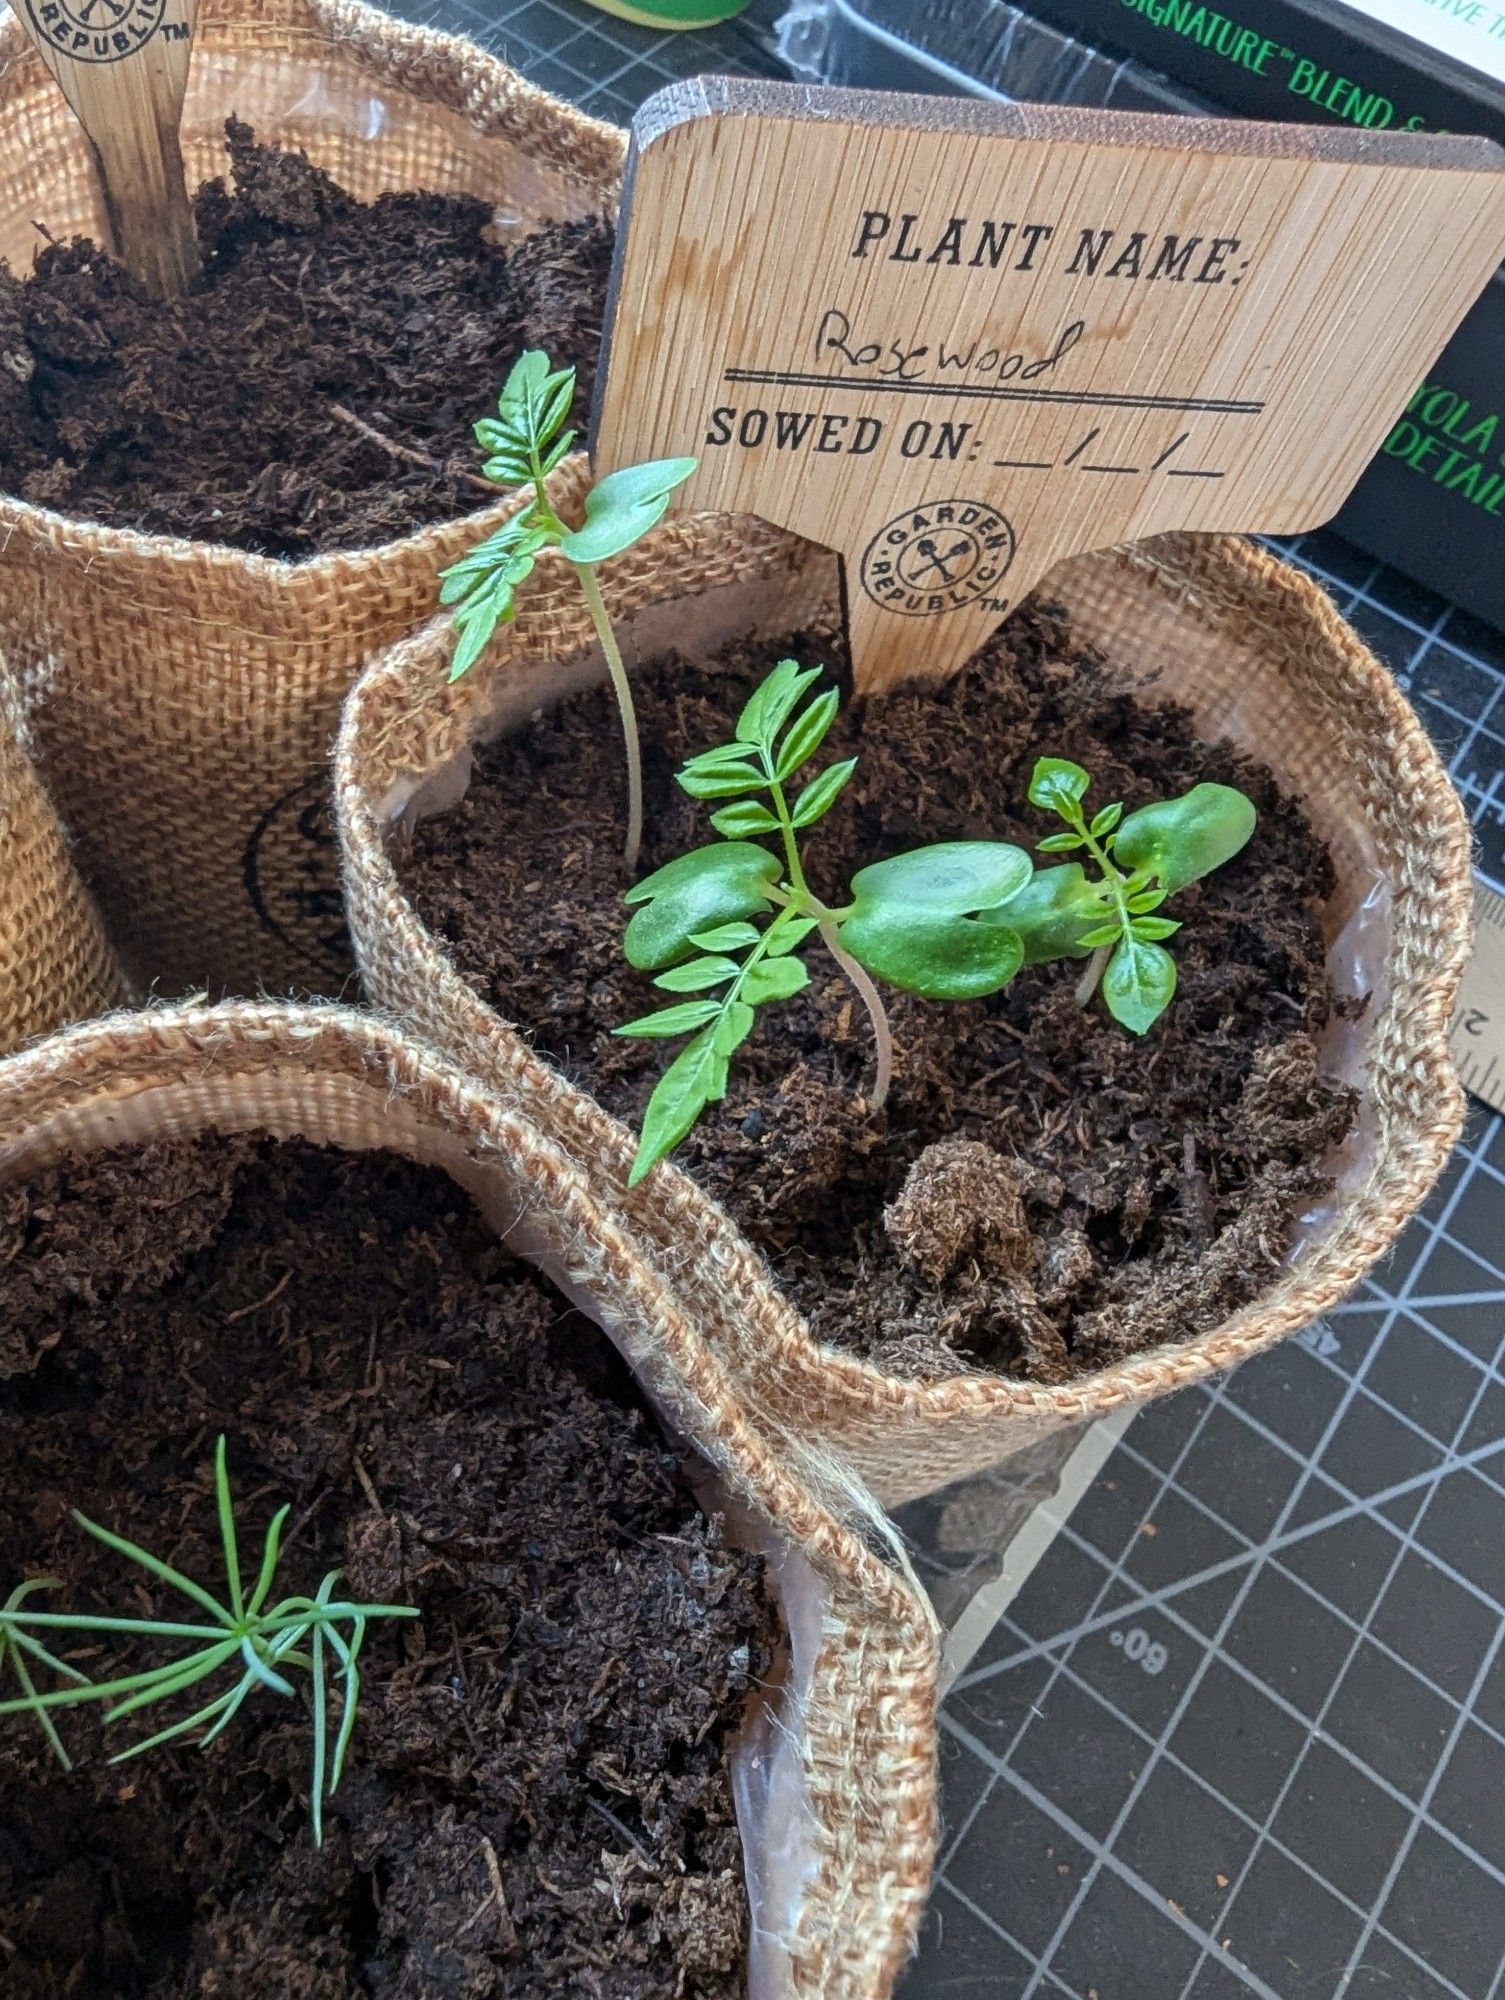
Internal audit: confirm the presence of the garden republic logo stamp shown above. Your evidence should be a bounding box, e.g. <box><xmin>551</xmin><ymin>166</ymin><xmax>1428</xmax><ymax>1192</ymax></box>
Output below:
<box><xmin>859</xmin><ymin>499</ymin><xmax>1016</xmax><ymax>618</ymax></box>
<box><xmin>24</xmin><ymin>0</ymin><xmax>171</xmax><ymax>64</ymax></box>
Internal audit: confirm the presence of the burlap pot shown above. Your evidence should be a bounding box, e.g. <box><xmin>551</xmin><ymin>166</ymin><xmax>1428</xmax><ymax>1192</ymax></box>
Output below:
<box><xmin>0</xmin><ymin>660</ymin><xmax>123</xmax><ymax>1053</ymax></box>
<box><xmin>0</xmin><ymin>997</ymin><xmax>938</xmax><ymax>1998</ymax></box>
<box><xmin>0</xmin><ymin>0</ymin><xmax>624</xmax><ymax>999</ymax></box>
<box><xmin>334</xmin><ymin>517</ymin><xmax>1472</xmax><ymax>1508</ymax></box>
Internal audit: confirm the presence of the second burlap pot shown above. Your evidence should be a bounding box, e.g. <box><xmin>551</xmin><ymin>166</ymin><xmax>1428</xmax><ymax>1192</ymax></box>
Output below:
<box><xmin>0</xmin><ymin>0</ymin><xmax>623</xmax><ymax>999</ymax></box>
<box><xmin>335</xmin><ymin>516</ymin><xmax>1472</xmax><ymax>1508</ymax></box>
<box><xmin>0</xmin><ymin>659</ymin><xmax>123</xmax><ymax>1054</ymax></box>
<box><xmin>0</xmin><ymin>998</ymin><xmax>939</xmax><ymax>1999</ymax></box>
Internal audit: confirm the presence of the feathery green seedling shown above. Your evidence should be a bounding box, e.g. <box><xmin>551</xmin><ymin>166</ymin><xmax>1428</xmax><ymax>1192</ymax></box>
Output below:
<box><xmin>615</xmin><ymin>659</ymin><xmax>1034</xmax><ymax>1182</ymax></box>
<box><xmin>1005</xmin><ymin>756</ymin><xmax>1256</xmax><ymax>1033</ymax></box>
<box><xmin>440</xmin><ymin>349</ymin><xmax>697</xmax><ymax>872</ymax></box>
<box><xmin>0</xmin><ymin>1438</ymin><xmax>418</xmax><ymax>1844</ymax></box>
<box><xmin>0</xmin><ymin>1579</ymin><xmax>94</xmax><ymax>1769</ymax></box>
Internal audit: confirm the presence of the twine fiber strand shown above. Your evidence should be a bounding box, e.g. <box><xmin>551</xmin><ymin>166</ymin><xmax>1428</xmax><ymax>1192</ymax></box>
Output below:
<box><xmin>0</xmin><ymin>998</ymin><xmax>940</xmax><ymax>1999</ymax></box>
<box><xmin>0</xmin><ymin>658</ymin><xmax>124</xmax><ymax>1052</ymax></box>
<box><xmin>334</xmin><ymin>515</ymin><xmax>1472</xmax><ymax>1506</ymax></box>
<box><xmin>0</xmin><ymin>0</ymin><xmax>623</xmax><ymax>999</ymax></box>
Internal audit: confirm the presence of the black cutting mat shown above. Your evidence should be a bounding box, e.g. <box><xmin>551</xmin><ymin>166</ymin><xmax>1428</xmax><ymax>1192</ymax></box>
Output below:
<box><xmin>373</xmin><ymin>5</ymin><xmax>1505</xmax><ymax>1990</ymax></box>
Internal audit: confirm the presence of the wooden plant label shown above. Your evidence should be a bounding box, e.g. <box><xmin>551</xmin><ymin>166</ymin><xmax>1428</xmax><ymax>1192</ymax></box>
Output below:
<box><xmin>9</xmin><ymin>0</ymin><xmax>198</xmax><ymax>296</ymax></box>
<box><xmin>593</xmin><ymin>80</ymin><xmax>1505</xmax><ymax>691</ymax></box>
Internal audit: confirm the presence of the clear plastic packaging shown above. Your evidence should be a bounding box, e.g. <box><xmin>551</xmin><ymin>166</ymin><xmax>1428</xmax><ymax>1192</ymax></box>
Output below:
<box><xmin>774</xmin><ymin>0</ymin><xmax>1202</xmax><ymax>112</ymax></box>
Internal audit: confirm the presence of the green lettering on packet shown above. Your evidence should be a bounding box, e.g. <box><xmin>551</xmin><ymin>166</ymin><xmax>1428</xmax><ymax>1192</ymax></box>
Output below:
<box><xmin>1118</xmin><ymin>0</ymin><xmax>1434</xmax><ymax>129</ymax></box>
<box><xmin>1384</xmin><ymin>383</ymin><xmax>1505</xmax><ymax>516</ymax></box>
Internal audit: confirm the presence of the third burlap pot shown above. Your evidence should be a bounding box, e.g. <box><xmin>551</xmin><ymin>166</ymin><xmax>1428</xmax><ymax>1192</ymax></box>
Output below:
<box><xmin>0</xmin><ymin>999</ymin><xmax>938</xmax><ymax>1998</ymax></box>
<box><xmin>335</xmin><ymin>515</ymin><xmax>1471</xmax><ymax>1507</ymax></box>
<box><xmin>0</xmin><ymin>0</ymin><xmax>622</xmax><ymax>999</ymax></box>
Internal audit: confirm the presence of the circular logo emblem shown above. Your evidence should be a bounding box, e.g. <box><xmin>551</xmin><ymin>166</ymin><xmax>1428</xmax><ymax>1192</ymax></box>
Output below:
<box><xmin>859</xmin><ymin>499</ymin><xmax>1016</xmax><ymax>618</ymax></box>
<box><xmin>243</xmin><ymin>772</ymin><xmax>355</xmax><ymax>983</ymax></box>
<box><xmin>25</xmin><ymin>0</ymin><xmax>169</xmax><ymax>64</ymax></box>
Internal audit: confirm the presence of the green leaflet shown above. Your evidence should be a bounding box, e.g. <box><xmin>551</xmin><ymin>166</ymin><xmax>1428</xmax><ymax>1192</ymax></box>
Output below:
<box><xmin>1028</xmin><ymin>756</ymin><xmax>1091</xmax><ymax>813</ymax></box>
<box><xmin>839</xmin><ymin>910</ymin><xmax>1024</xmax><ymax>999</ymax></box>
<box><xmin>847</xmin><ymin>841</ymin><xmax>1032</xmax><ymax>921</ymax></box>
<box><xmin>623</xmin><ymin>844</ymin><xmax>781</xmax><ymax>971</ymax></box>
<box><xmin>1114</xmin><ymin>783</ymin><xmax>1257</xmax><ymax>896</ymax></box>
<box><xmin>1102</xmin><ymin>936</ymin><xmax>1178</xmax><ymax>1034</ymax></box>
<box><xmin>558</xmin><ymin>457</ymin><xmax>698</xmax><ymax>566</ymax></box>
<box><xmin>629</xmin><ymin>1027</ymin><xmax>729</xmax><ymax>1185</ymax></box>
<box><xmin>998</xmin><ymin>863</ymin><xmax>1110</xmax><ymax>964</ymax></box>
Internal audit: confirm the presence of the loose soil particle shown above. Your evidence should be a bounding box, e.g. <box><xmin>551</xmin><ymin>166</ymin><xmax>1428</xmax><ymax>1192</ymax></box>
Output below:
<box><xmin>0</xmin><ymin>1136</ymin><xmax>771</xmax><ymax>1998</ymax></box>
<box><xmin>401</xmin><ymin>603</ymin><xmax>1359</xmax><ymax>1382</ymax></box>
<box><xmin>0</xmin><ymin>122</ymin><xmax>613</xmax><ymax>556</ymax></box>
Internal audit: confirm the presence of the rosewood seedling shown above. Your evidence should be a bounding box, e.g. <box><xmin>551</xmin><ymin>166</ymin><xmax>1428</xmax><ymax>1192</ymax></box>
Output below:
<box><xmin>1008</xmin><ymin>756</ymin><xmax>1256</xmax><ymax>1032</ymax></box>
<box><xmin>616</xmin><ymin>658</ymin><xmax>1035</xmax><ymax>1182</ymax></box>
<box><xmin>615</xmin><ymin>662</ymin><xmax>1257</xmax><ymax>1179</ymax></box>
<box><xmin>0</xmin><ymin>1436</ymin><xmax>417</xmax><ymax>1845</ymax></box>
<box><xmin>441</xmin><ymin>349</ymin><xmax>696</xmax><ymax>872</ymax></box>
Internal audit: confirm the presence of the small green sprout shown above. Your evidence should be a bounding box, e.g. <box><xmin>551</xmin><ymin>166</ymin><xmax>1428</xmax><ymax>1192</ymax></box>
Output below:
<box><xmin>440</xmin><ymin>349</ymin><xmax>697</xmax><ymax>872</ymax></box>
<box><xmin>0</xmin><ymin>1438</ymin><xmax>418</xmax><ymax>1845</ymax></box>
<box><xmin>0</xmin><ymin>1579</ymin><xmax>94</xmax><ymax>1769</ymax></box>
<box><xmin>615</xmin><ymin>659</ymin><xmax>1033</xmax><ymax>1183</ymax></box>
<box><xmin>1006</xmin><ymin>757</ymin><xmax>1256</xmax><ymax>1033</ymax></box>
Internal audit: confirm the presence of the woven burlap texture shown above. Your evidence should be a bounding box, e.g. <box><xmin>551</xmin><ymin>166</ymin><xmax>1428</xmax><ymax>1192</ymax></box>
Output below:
<box><xmin>0</xmin><ymin>998</ymin><xmax>939</xmax><ymax>1999</ymax></box>
<box><xmin>0</xmin><ymin>660</ymin><xmax>123</xmax><ymax>1054</ymax></box>
<box><xmin>335</xmin><ymin>514</ymin><xmax>1472</xmax><ymax>1508</ymax></box>
<box><xmin>0</xmin><ymin>0</ymin><xmax>624</xmax><ymax>1000</ymax></box>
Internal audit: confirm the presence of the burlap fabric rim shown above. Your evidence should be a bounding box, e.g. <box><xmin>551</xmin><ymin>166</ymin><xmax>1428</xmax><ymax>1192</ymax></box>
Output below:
<box><xmin>335</xmin><ymin>502</ymin><xmax>1470</xmax><ymax>1468</ymax></box>
<box><xmin>0</xmin><ymin>0</ymin><xmax>625</xmax><ymax>588</ymax></box>
<box><xmin>0</xmin><ymin>998</ymin><xmax>939</xmax><ymax>2000</ymax></box>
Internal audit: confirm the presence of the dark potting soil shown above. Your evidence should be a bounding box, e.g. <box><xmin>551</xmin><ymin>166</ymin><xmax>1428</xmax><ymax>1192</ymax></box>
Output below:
<box><xmin>401</xmin><ymin>604</ymin><xmax>1358</xmax><ymax>1384</ymax></box>
<box><xmin>0</xmin><ymin>122</ymin><xmax>613</xmax><ymax>557</ymax></box>
<box><xmin>0</xmin><ymin>1137</ymin><xmax>771</xmax><ymax>1998</ymax></box>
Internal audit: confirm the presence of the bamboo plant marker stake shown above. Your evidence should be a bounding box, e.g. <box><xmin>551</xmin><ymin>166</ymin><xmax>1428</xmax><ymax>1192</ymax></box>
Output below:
<box><xmin>8</xmin><ymin>0</ymin><xmax>198</xmax><ymax>296</ymax></box>
<box><xmin>592</xmin><ymin>81</ymin><xmax>1505</xmax><ymax>693</ymax></box>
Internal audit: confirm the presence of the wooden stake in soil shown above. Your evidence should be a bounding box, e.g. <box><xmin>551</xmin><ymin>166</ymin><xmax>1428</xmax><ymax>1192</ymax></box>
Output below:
<box><xmin>592</xmin><ymin>80</ymin><xmax>1505</xmax><ymax>693</ymax></box>
<box><xmin>7</xmin><ymin>0</ymin><xmax>198</xmax><ymax>296</ymax></box>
